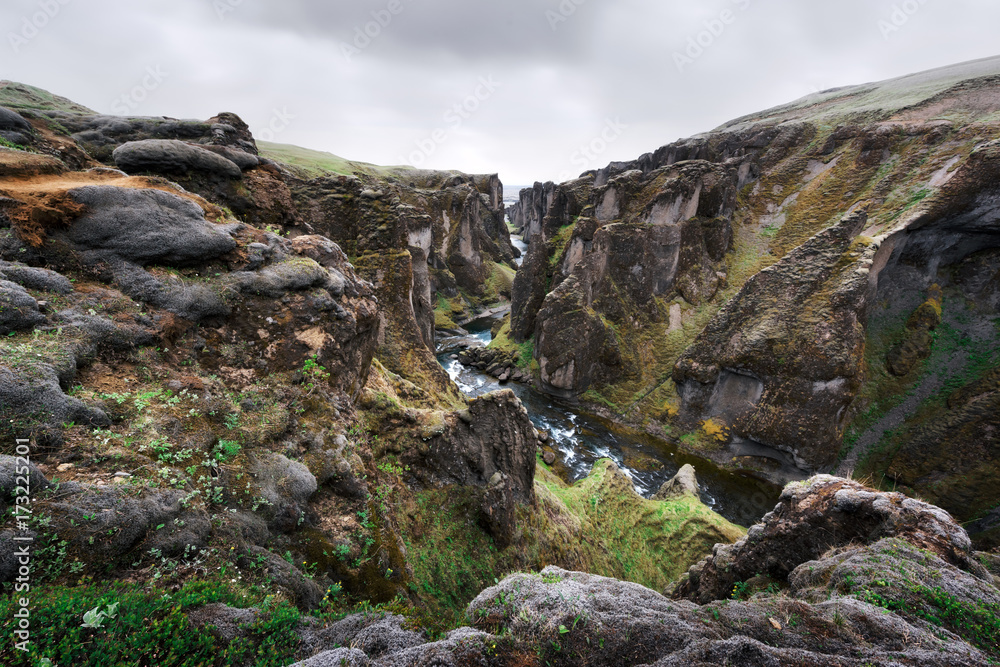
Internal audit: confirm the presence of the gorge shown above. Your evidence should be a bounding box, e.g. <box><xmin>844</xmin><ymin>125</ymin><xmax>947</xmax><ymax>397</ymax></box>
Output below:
<box><xmin>0</xmin><ymin>55</ymin><xmax>998</xmax><ymax>667</ymax></box>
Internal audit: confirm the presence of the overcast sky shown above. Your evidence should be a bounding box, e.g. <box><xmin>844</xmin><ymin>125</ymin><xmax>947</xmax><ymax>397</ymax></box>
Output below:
<box><xmin>4</xmin><ymin>0</ymin><xmax>1000</xmax><ymax>185</ymax></box>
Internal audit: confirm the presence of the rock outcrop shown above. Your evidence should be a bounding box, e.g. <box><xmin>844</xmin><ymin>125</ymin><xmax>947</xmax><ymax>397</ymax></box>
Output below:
<box><xmin>279</xmin><ymin>475</ymin><xmax>1000</xmax><ymax>666</ymax></box>
<box><xmin>0</xmin><ymin>80</ymin><xmax>542</xmax><ymax>624</ymax></box>
<box><xmin>505</xmin><ymin>57</ymin><xmax>1000</xmax><ymax>505</ymax></box>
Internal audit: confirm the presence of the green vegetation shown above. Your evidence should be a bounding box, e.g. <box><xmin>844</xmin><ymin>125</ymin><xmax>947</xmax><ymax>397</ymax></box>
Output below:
<box><xmin>482</xmin><ymin>261</ymin><xmax>516</xmax><ymax>302</ymax></box>
<box><xmin>256</xmin><ymin>141</ymin><xmax>386</xmax><ymax>179</ymax></box>
<box><xmin>0</xmin><ymin>80</ymin><xmax>95</xmax><ymax>113</ymax></box>
<box><xmin>398</xmin><ymin>459</ymin><xmax>744</xmax><ymax>626</ymax></box>
<box><xmin>487</xmin><ymin>319</ymin><xmax>534</xmax><ymax>370</ymax></box>
<box><xmin>434</xmin><ymin>293</ymin><xmax>465</xmax><ymax>330</ymax></box>
<box><xmin>850</xmin><ymin>301</ymin><xmax>1000</xmax><ymax>482</ymax></box>
<box><xmin>861</xmin><ymin>584</ymin><xmax>1000</xmax><ymax>658</ymax></box>
<box><xmin>0</xmin><ymin>580</ymin><xmax>301</xmax><ymax>666</ymax></box>
<box><xmin>0</xmin><ymin>136</ymin><xmax>31</xmax><ymax>151</ymax></box>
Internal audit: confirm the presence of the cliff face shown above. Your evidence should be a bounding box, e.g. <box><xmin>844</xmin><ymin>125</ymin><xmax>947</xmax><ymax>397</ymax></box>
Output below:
<box><xmin>0</xmin><ymin>81</ymin><xmax>539</xmax><ymax>622</ymax></box>
<box><xmin>0</xmin><ymin>82</ymin><xmax>748</xmax><ymax>662</ymax></box>
<box><xmin>506</xmin><ymin>58</ymin><xmax>1000</xmax><ymax>532</ymax></box>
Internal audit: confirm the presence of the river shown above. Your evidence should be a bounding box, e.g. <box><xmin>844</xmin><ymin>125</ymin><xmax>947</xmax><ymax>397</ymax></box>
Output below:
<box><xmin>436</xmin><ymin>318</ymin><xmax>780</xmax><ymax>528</ymax></box>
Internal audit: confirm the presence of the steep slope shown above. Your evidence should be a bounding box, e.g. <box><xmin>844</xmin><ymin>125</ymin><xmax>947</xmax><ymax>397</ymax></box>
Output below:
<box><xmin>0</xmin><ymin>81</ymin><xmax>745</xmax><ymax>667</ymax></box>
<box><xmin>506</xmin><ymin>57</ymin><xmax>1000</xmax><ymax>540</ymax></box>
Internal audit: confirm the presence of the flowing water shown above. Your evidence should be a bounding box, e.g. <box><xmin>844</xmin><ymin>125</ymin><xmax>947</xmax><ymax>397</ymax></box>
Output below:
<box><xmin>437</xmin><ymin>318</ymin><xmax>780</xmax><ymax>527</ymax></box>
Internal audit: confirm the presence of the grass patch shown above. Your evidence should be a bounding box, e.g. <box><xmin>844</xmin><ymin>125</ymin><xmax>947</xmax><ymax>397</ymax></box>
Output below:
<box><xmin>0</xmin><ymin>580</ymin><xmax>300</xmax><ymax>667</ymax></box>
<box><xmin>398</xmin><ymin>460</ymin><xmax>744</xmax><ymax>627</ymax></box>
<box><xmin>860</xmin><ymin>583</ymin><xmax>1000</xmax><ymax>659</ymax></box>
<box><xmin>488</xmin><ymin>319</ymin><xmax>533</xmax><ymax>369</ymax></box>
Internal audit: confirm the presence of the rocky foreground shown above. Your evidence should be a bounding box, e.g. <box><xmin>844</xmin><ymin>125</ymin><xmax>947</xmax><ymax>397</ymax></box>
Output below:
<box><xmin>195</xmin><ymin>476</ymin><xmax>997</xmax><ymax>666</ymax></box>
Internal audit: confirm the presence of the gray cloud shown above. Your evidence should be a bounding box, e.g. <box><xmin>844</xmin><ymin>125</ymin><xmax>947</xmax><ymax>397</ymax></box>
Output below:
<box><xmin>2</xmin><ymin>0</ymin><xmax>999</xmax><ymax>184</ymax></box>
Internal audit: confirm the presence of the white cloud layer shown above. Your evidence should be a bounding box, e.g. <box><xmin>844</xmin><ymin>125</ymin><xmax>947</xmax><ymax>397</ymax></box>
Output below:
<box><xmin>3</xmin><ymin>0</ymin><xmax>999</xmax><ymax>184</ymax></box>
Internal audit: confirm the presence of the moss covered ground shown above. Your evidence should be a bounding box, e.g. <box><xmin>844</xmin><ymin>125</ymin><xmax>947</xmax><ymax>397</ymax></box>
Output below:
<box><xmin>397</xmin><ymin>457</ymin><xmax>744</xmax><ymax>627</ymax></box>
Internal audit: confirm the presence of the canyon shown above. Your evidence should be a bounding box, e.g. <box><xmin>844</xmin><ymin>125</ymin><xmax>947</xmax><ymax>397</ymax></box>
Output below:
<box><xmin>0</xmin><ymin>56</ymin><xmax>998</xmax><ymax>666</ymax></box>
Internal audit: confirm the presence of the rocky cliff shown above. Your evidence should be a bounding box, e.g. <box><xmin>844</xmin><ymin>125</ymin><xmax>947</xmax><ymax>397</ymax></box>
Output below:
<box><xmin>0</xmin><ymin>80</ymin><xmax>748</xmax><ymax>667</ymax></box>
<box><xmin>0</xmin><ymin>81</ymin><xmax>536</xmax><ymax>619</ymax></box>
<box><xmin>506</xmin><ymin>57</ymin><xmax>1000</xmax><ymax>540</ymax></box>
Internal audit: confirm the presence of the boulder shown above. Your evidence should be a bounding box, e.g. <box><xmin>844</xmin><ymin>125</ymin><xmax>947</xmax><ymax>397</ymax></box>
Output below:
<box><xmin>247</xmin><ymin>452</ymin><xmax>318</xmax><ymax>532</ymax></box>
<box><xmin>112</xmin><ymin>139</ymin><xmax>242</xmax><ymax>179</ymax></box>
<box><xmin>0</xmin><ymin>364</ymin><xmax>110</xmax><ymax>444</ymax></box>
<box><xmin>653</xmin><ymin>464</ymin><xmax>699</xmax><ymax>500</ymax></box>
<box><xmin>65</xmin><ymin>186</ymin><xmax>237</xmax><ymax>265</ymax></box>
<box><xmin>0</xmin><ymin>454</ymin><xmax>51</xmax><ymax>503</ymax></box>
<box><xmin>35</xmin><ymin>487</ymin><xmax>211</xmax><ymax>569</ymax></box>
<box><xmin>298</xmin><ymin>613</ymin><xmax>424</xmax><ymax>659</ymax></box>
<box><xmin>0</xmin><ymin>261</ymin><xmax>73</xmax><ymax>294</ymax></box>
<box><xmin>186</xmin><ymin>604</ymin><xmax>259</xmax><ymax>643</ymax></box>
<box><xmin>410</xmin><ymin>390</ymin><xmax>536</xmax><ymax>503</ymax></box>
<box><xmin>288</xmin><ymin>649</ymin><xmax>369</xmax><ymax>667</ymax></box>
<box><xmin>0</xmin><ymin>107</ymin><xmax>32</xmax><ymax>134</ymax></box>
<box><xmin>479</xmin><ymin>471</ymin><xmax>517</xmax><ymax>549</ymax></box>
<box><xmin>672</xmin><ymin>475</ymin><xmax>986</xmax><ymax>604</ymax></box>
<box><xmin>239</xmin><ymin>545</ymin><xmax>323</xmax><ymax>609</ymax></box>
<box><xmin>0</xmin><ymin>280</ymin><xmax>45</xmax><ymax>333</ymax></box>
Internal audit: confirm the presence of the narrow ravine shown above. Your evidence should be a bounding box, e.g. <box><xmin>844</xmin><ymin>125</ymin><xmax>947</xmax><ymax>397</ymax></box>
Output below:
<box><xmin>437</xmin><ymin>317</ymin><xmax>780</xmax><ymax>527</ymax></box>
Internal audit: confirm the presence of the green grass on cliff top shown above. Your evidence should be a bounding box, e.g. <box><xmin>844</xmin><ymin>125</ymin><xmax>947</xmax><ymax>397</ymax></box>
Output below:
<box><xmin>718</xmin><ymin>55</ymin><xmax>1000</xmax><ymax>129</ymax></box>
<box><xmin>258</xmin><ymin>140</ymin><xmax>467</xmax><ymax>183</ymax></box>
<box><xmin>0</xmin><ymin>80</ymin><xmax>96</xmax><ymax>114</ymax></box>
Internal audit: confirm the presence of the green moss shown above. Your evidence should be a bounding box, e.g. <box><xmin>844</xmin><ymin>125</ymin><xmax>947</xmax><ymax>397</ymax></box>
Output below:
<box><xmin>487</xmin><ymin>320</ymin><xmax>533</xmax><ymax>369</ymax></box>
<box><xmin>256</xmin><ymin>141</ymin><xmax>389</xmax><ymax>179</ymax></box>
<box><xmin>483</xmin><ymin>262</ymin><xmax>516</xmax><ymax>302</ymax></box>
<box><xmin>859</xmin><ymin>577</ymin><xmax>1000</xmax><ymax>659</ymax></box>
<box><xmin>0</xmin><ymin>81</ymin><xmax>95</xmax><ymax>113</ymax></box>
<box><xmin>548</xmin><ymin>221</ymin><xmax>579</xmax><ymax>272</ymax></box>
<box><xmin>433</xmin><ymin>293</ymin><xmax>466</xmax><ymax>331</ymax></box>
<box><xmin>399</xmin><ymin>459</ymin><xmax>744</xmax><ymax>624</ymax></box>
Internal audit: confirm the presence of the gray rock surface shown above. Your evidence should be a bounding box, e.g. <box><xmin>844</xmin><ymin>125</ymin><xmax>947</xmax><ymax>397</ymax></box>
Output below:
<box><xmin>0</xmin><ymin>364</ymin><xmax>111</xmax><ymax>442</ymax></box>
<box><xmin>301</xmin><ymin>613</ymin><xmax>425</xmax><ymax>659</ymax></box>
<box><xmin>248</xmin><ymin>453</ymin><xmax>317</xmax><ymax>532</ymax></box>
<box><xmin>228</xmin><ymin>258</ymin><xmax>333</xmax><ymax>298</ymax></box>
<box><xmin>113</xmin><ymin>139</ymin><xmax>243</xmax><ymax>179</ymax></box>
<box><xmin>673</xmin><ymin>475</ymin><xmax>986</xmax><ymax>604</ymax></box>
<box><xmin>0</xmin><ymin>280</ymin><xmax>45</xmax><ymax>333</ymax></box>
<box><xmin>290</xmin><ymin>648</ymin><xmax>370</xmax><ymax>667</ymax></box>
<box><xmin>412</xmin><ymin>390</ymin><xmax>537</xmax><ymax>504</ymax></box>
<box><xmin>0</xmin><ymin>107</ymin><xmax>32</xmax><ymax>134</ymax></box>
<box><xmin>0</xmin><ymin>261</ymin><xmax>73</xmax><ymax>294</ymax></box>
<box><xmin>653</xmin><ymin>464</ymin><xmax>699</xmax><ymax>500</ymax></box>
<box><xmin>198</xmin><ymin>143</ymin><xmax>259</xmax><ymax>170</ymax></box>
<box><xmin>0</xmin><ymin>454</ymin><xmax>51</xmax><ymax>503</ymax></box>
<box><xmin>65</xmin><ymin>186</ymin><xmax>237</xmax><ymax>265</ymax></box>
<box><xmin>29</xmin><ymin>487</ymin><xmax>211</xmax><ymax>570</ymax></box>
<box><xmin>186</xmin><ymin>604</ymin><xmax>260</xmax><ymax>643</ymax></box>
<box><xmin>240</xmin><ymin>545</ymin><xmax>323</xmax><ymax>609</ymax></box>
